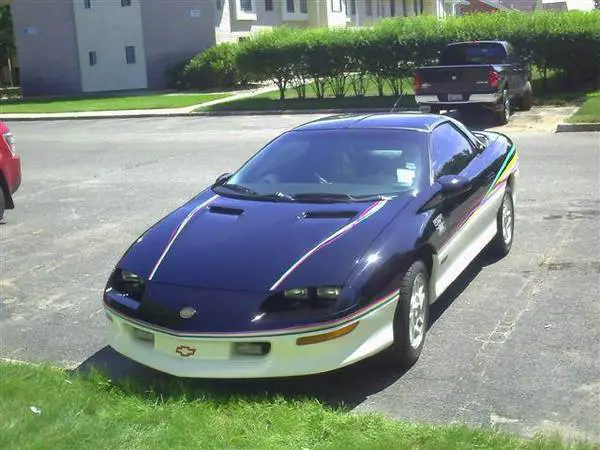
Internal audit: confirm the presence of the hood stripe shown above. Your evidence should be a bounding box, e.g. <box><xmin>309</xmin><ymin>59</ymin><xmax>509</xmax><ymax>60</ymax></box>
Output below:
<box><xmin>148</xmin><ymin>195</ymin><xmax>219</xmax><ymax>281</ymax></box>
<box><xmin>269</xmin><ymin>199</ymin><xmax>389</xmax><ymax>291</ymax></box>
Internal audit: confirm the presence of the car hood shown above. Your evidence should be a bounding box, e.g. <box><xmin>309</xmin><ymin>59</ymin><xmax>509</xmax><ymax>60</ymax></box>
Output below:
<box><xmin>118</xmin><ymin>191</ymin><xmax>410</xmax><ymax>292</ymax></box>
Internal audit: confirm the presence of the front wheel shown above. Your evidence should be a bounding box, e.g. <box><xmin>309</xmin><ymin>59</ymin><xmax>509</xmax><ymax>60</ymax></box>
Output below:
<box><xmin>488</xmin><ymin>185</ymin><xmax>515</xmax><ymax>258</ymax></box>
<box><xmin>518</xmin><ymin>81</ymin><xmax>533</xmax><ymax>111</ymax></box>
<box><xmin>386</xmin><ymin>260</ymin><xmax>430</xmax><ymax>368</ymax></box>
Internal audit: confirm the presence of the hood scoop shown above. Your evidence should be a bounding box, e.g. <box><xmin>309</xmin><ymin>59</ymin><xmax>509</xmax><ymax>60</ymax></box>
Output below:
<box><xmin>208</xmin><ymin>205</ymin><xmax>244</xmax><ymax>216</ymax></box>
<box><xmin>303</xmin><ymin>210</ymin><xmax>358</xmax><ymax>219</ymax></box>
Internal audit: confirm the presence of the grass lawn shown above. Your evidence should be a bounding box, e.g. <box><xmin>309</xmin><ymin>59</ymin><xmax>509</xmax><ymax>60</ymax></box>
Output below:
<box><xmin>0</xmin><ymin>361</ymin><xmax>595</xmax><ymax>450</ymax></box>
<box><xmin>567</xmin><ymin>91</ymin><xmax>600</xmax><ymax>123</ymax></box>
<box><xmin>199</xmin><ymin>79</ymin><xmax>417</xmax><ymax>112</ymax></box>
<box><xmin>0</xmin><ymin>92</ymin><xmax>230</xmax><ymax>114</ymax></box>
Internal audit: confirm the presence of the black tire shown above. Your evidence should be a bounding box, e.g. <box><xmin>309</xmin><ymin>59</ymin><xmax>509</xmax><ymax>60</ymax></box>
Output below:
<box><xmin>488</xmin><ymin>185</ymin><xmax>515</xmax><ymax>258</ymax></box>
<box><xmin>386</xmin><ymin>260</ymin><xmax>430</xmax><ymax>368</ymax></box>
<box><xmin>0</xmin><ymin>187</ymin><xmax>5</xmax><ymax>220</ymax></box>
<box><xmin>496</xmin><ymin>89</ymin><xmax>511</xmax><ymax>125</ymax></box>
<box><xmin>518</xmin><ymin>81</ymin><xmax>533</xmax><ymax>111</ymax></box>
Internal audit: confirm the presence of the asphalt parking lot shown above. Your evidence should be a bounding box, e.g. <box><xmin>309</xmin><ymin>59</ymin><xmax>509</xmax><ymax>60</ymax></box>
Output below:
<box><xmin>1</xmin><ymin>115</ymin><xmax>598</xmax><ymax>442</ymax></box>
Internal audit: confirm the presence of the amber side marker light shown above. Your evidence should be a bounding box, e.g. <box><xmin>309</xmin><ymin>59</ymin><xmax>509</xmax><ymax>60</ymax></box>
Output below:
<box><xmin>296</xmin><ymin>322</ymin><xmax>359</xmax><ymax>346</ymax></box>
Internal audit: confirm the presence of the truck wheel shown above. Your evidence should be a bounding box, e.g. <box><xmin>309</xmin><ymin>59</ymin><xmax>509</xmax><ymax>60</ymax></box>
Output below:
<box><xmin>518</xmin><ymin>81</ymin><xmax>533</xmax><ymax>111</ymax></box>
<box><xmin>496</xmin><ymin>89</ymin><xmax>511</xmax><ymax>125</ymax></box>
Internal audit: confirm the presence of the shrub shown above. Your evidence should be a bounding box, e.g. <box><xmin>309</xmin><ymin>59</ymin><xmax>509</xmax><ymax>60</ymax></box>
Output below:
<box><xmin>182</xmin><ymin>43</ymin><xmax>243</xmax><ymax>90</ymax></box>
<box><xmin>230</xmin><ymin>10</ymin><xmax>600</xmax><ymax>96</ymax></box>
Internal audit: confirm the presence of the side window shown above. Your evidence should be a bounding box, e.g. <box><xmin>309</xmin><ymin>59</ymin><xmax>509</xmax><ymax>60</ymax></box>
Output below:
<box><xmin>430</xmin><ymin>123</ymin><xmax>476</xmax><ymax>179</ymax></box>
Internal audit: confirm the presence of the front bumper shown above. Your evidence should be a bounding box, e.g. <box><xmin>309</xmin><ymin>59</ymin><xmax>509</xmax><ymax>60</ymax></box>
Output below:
<box><xmin>415</xmin><ymin>93</ymin><xmax>501</xmax><ymax>106</ymax></box>
<box><xmin>105</xmin><ymin>293</ymin><xmax>399</xmax><ymax>378</ymax></box>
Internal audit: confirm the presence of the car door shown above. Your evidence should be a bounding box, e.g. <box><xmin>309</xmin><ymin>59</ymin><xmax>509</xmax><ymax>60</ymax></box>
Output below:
<box><xmin>428</xmin><ymin>121</ymin><xmax>491</xmax><ymax>297</ymax></box>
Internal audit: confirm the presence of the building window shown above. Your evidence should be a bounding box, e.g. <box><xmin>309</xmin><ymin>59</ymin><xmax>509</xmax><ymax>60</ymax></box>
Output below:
<box><xmin>390</xmin><ymin>0</ymin><xmax>395</xmax><ymax>16</ymax></box>
<box><xmin>216</xmin><ymin>0</ymin><xmax>222</xmax><ymax>9</ymax></box>
<box><xmin>241</xmin><ymin>0</ymin><xmax>253</xmax><ymax>12</ymax></box>
<box><xmin>125</xmin><ymin>46</ymin><xmax>136</xmax><ymax>64</ymax></box>
<box><xmin>84</xmin><ymin>0</ymin><xmax>91</xmax><ymax>9</ymax></box>
<box><xmin>265</xmin><ymin>0</ymin><xmax>273</xmax><ymax>10</ymax></box>
<box><xmin>349</xmin><ymin>0</ymin><xmax>356</xmax><ymax>14</ymax></box>
<box><xmin>413</xmin><ymin>0</ymin><xmax>418</xmax><ymax>14</ymax></box>
<box><xmin>331</xmin><ymin>0</ymin><xmax>342</xmax><ymax>12</ymax></box>
<box><xmin>300</xmin><ymin>0</ymin><xmax>308</xmax><ymax>13</ymax></box>
<box><xmin>366</xmin><ymin>0</ymin><xmax>373</xmax><ymax>15</ymax></box>
<box><xmin>420</xmin><ymin>0</ymin><xmax>424</xmax><ymax>13</ymax></box>
<box><xmin>88</xmin><ymin>51</ymin><xmax>97</xmax><ymax>66</ymax></box>
<box><xmin>121</xmin><ymin>0</ymin><xmax>131</xmax><ymax>6</ymax></box>
<box><xmin>286</xmin><ymin>0</ymin><xmax>295</xmax><ymax>12</ymax></box>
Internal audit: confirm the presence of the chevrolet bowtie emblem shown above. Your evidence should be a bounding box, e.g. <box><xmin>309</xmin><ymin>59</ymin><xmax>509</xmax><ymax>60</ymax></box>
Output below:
<box><xmin>179</xmin><ymin>307</ymin><xmax>197</xmax><ymax>319</ymax></box>
<box><xmin>175</xmin><ymin>345</ymin><xmax>196</xmax><ymax>357</ymax></box>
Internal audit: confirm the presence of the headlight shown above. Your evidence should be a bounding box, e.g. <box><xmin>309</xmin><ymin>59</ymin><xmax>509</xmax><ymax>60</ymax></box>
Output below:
<box><xmin>108</xmin><ymin>268</ymin><xmax>145</xmax><ymax>301</ymax></box>
<box><xmin>2</xmin><ymin>132</ymin><xmax>16</xmax><ymax>156</ymax></box>
<box><xmin>284</xmin><ymin>288</ymin><xmax>309</xmax><ymax>299</ymax></box>
<box><xmin>316</xmin><ymin>287</ymin><xmax>341</xmax><ymax>299</ymax></box>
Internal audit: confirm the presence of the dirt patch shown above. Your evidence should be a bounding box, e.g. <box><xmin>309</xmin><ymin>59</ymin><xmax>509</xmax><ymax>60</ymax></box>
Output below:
<box><xmin>455</xmin><ymin>106</ymin><xmax>578</xmax><ymax>133</ymax></box>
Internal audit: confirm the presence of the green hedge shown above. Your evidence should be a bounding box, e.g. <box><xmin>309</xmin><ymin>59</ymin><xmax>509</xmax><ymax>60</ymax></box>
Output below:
<box><xmin>236</xmin><ymin>10</ymin><xmax>600</xmax><ymax>100</ymax></box>
<box><xmin>178</xmin><ymin>43</ymin><xmax>247</xmax><ymax>90</ymax></box>
<box><xmin>0</xmin><ymin>86</ymin><xmax>21</xmax><ymax>100</ymax></box>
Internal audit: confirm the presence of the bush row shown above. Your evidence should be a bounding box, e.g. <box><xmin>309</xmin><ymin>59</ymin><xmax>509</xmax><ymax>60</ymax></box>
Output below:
<box><xmin>175</xmin><ymin>11</ymin><xmax>600</xmax><ymax>98</ymax></box>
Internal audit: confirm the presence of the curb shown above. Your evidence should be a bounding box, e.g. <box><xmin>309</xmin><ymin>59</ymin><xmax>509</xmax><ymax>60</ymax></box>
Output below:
<box><xmin>1</xmin><ymin>107</ymin><xmax>418</xmax><ymax>121</ymax></box>
<box><xmin>193</xmin><ymin>107</ymin><xmax>417</xmax><ymax>116</ymax></box>
<box><xmin>0</xmin><ymin>111</ymin><xmax>193</xmax><ymax>122</ymax></box>
<box><xmin>556</xmin><ymin>122</ymin><xmax>600</xmax><ymax>133</ymax></box>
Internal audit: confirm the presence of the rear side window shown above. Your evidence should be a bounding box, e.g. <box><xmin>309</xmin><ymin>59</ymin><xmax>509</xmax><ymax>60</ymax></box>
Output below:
<box><xmin>440</xmin><ymin>43</ymin><xmax>508</xmax><ymax>65</ymax></box>
<box><xmin>430</xmin><ymin>123</ymin><xmax>476</xmax><ymax>179</ymax></box>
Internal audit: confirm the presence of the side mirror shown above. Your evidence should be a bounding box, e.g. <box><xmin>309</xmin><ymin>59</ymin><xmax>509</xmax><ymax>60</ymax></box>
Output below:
<box><xmin>214</xmin><ymin>172</ymin><xmax>232</xmax><ymax>186</ymax></box>
<box><xmin>438</xmin><ymin>175</ymin><xmax>472</xmax><ymax>198</ymax></box>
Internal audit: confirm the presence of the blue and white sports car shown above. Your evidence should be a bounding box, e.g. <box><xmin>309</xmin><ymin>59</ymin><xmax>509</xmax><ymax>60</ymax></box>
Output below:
<box><xmin>103</xmin><ymin>113</ymin><xmax>519</xmax><ymax>378</ymax></box>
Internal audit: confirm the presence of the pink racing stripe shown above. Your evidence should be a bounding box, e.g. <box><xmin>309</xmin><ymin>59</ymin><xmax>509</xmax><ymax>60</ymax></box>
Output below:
<box><xmin>269</xmin><ymin>199</ymin><xmax>388</xmax><ymax>291</ymax></box>
<box><xmin>148</xmin><ymin>195</ymin><xmax>219</xmax><ymax>281</ymax></box>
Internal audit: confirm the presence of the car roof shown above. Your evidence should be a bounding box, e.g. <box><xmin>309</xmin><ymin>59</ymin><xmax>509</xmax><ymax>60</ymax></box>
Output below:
<box><xmin>292</xmin><ymin>113</ymin><xmax>448</xmax><ymax>133</ymax></box>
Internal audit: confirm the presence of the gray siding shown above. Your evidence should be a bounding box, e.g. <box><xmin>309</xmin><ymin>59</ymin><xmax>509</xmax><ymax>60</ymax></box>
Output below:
<box><xmin>140</xmin><ymin>0</ymin><xmax>216</xmax><ymax>89</ymax></box>
<box><xmin>11</xmin><ymin>0</ymin><xmax>81</xmax><ymax>96</ymax></box>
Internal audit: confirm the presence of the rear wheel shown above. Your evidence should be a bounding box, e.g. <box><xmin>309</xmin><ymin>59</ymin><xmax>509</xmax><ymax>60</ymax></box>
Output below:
<box><xmin>496</xmin><ymin>89</ymin><xmax>511</xmax><ymax>125</ymax></box>
<box><xmin>488</xmin><ymin>185</ymin><xmax>515</xmax><ymax>258</ymax></box>
<box><xmin>386</xmin><ymin>260</ymin><xmax>430</xmax><ymax>368</ymax></box>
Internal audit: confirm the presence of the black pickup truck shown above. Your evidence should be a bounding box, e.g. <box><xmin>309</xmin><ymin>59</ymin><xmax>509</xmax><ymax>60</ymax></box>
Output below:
<box><xmin>413</xmin><ymin>41</ymin><xmax>533</xmax><ymax>125</ymax></box>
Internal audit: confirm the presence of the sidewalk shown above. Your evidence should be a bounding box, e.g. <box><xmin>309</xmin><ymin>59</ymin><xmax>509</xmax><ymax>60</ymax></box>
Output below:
<box><xmin>0</xmin><ymin>84</ymin><xmax>279</xmax><ymax>121</ymax></box>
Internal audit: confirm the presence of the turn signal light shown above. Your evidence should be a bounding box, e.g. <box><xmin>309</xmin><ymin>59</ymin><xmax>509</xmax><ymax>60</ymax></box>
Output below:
<box><xmin>413</xmin><ymin>72</ymin><xmax>422</xmax><ymax>91</ymax></box>
<box><xmin>296</xmin><ymin>322</ymin><xmax>358</xmax><ymax>346</ymax></box>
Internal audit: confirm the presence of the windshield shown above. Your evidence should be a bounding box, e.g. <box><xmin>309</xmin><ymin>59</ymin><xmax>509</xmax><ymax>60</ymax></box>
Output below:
<box><xmin>440</xmin><ymin>43</ymin><xmax>508</xmax><ymax>65</ymax></box>
<box><xmin>214</xmin><ymin>128</ymin><xmax>429</xmax><ymax>202</ymax></box>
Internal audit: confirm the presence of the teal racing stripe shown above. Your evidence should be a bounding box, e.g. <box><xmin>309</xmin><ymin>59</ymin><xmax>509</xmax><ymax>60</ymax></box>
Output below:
<box><xmin>486</xmin><ymin>145</ymin><xmax>516</xmax><ymax>196</ymax></box>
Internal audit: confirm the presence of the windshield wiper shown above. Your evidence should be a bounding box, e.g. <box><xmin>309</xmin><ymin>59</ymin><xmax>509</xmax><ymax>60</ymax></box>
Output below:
<box><xmin>214</xmin><ymin>183</ymin><xmax>258</xmax><ymax>195</ymax></box>
<box><xmin>257</xmin><ymin>192</ymin><xmax>296</xmax><ymax>201</ymax></box>
<box><xmin>292</xmin><ymin>193</ymin><xmax>388</xmax><ymax>203</ymax></box>
<box><xmin>291</xmin><ymin>193</ymin><xmax>355</xmax><ymax>203</ymax></box>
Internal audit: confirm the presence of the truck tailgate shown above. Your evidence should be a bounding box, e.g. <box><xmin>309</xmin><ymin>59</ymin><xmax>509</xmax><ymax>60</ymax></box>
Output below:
<box><xmin>416</xmin><ymin>65</ymin><xmax>496</xmax><ymax>94</ymax></box>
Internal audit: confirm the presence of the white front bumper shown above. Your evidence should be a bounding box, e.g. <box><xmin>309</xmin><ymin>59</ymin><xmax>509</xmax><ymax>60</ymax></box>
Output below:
<box><xmin>105</xmin><ymin>296</ymin><xmax>398</xmax><ymax>378</ymax></box>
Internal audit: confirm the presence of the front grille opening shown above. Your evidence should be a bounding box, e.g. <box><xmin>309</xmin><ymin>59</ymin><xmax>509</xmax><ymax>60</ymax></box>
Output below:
<box><xmin>233</xmin><ymin>342</ymin><xmax>271</xmax><ymax>357</ymax></box>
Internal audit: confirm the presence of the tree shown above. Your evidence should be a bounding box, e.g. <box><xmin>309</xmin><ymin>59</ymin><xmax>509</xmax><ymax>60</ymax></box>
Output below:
<box><xmin>0</xmin><ymin>4</ymin><xmax>15</xmax><ymax>86</ymax></box>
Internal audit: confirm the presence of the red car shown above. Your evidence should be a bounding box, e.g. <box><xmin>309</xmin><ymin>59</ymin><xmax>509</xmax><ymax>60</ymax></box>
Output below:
<box><xmin>0</xmin><ymin>121</ymin><xmax>21</xmax><ymax>220</ymax></box>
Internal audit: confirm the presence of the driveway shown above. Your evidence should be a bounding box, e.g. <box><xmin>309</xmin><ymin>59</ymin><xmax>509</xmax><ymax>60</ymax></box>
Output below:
<box><xmin>1</xmin><ymin>115</ymin><xmax>598</xmax><ymax>443</ymax></box>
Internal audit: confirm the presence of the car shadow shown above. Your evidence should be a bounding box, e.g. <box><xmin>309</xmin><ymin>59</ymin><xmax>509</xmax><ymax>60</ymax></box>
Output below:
<box><xmin>75</xmin><ymin>251</ymin><xmax>503</xmax><ymax>410</ymax></box>
<box><xmin>442</xmin><ymin>108</ymin><xmax>503</xmax><ymax>131</ymax></box>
